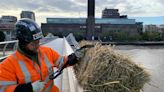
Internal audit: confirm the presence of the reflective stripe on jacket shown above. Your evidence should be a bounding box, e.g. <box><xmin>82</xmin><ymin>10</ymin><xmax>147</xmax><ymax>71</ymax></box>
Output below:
<box><xmin>0</xmin><ymin>46</ymin><xmax>67</xmax><ymax>92</ymax></box>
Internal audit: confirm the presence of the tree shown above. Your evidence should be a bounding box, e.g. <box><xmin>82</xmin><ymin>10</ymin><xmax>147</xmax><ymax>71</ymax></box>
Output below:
<box><xmin>142</xmin><ymin>31</ymin><xmax>162</xmax><ymax>41</ymax></box>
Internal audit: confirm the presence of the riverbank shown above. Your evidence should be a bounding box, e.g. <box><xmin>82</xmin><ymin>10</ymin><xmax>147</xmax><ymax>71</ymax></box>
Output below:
<box><xmin>101</xmin><ymin>41</ymin><xmax>164</xmax><ymax>46</ymax></box>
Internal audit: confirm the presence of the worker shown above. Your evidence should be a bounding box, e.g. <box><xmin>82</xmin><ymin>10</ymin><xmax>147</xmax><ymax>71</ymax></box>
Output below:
<box><xmin>0</xmin><ymin>18</ymin><xmax>78</xmax><ymax>92</ymax></box>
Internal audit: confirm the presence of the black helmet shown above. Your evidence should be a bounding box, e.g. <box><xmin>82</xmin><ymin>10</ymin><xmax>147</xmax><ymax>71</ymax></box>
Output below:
<box><xmin>15</xmin><ymin>18</ymin><xmax>43</xmax><ymax>46</ymax></box>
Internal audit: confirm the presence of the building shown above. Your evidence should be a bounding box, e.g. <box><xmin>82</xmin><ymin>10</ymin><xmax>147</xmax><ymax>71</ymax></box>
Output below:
<box><xmin>159</xmin><ymin>25</ymin><xmax>164</xmax><ymax>37</ymax></box>
<box><xmin>0</xmin><ymin>16</ymin><xmax>17</xmax><ymax>41</ymax></box>
<box><xmin>20</xmin><ymin>11</ymin><xmax>35</xmax><ymax>21</ymax></box>
<box><xmin>41</xmin><ymin>18</ymin><xmax>143</xmax><ymax>41</ymax></box>
<box><xmin>102</xmin><ymin>8</ymin><xmax>127</xmax><ymax>19</ymax></box>
<box><xmin>0</xmin><ymin>16</ymin><xmax>17</xmax><ymax>23</ymax></box>
<box><xmin>41</xmin><ymin>8</ymin><xmax>143</xmax><ymax>41</ymax></box>
<box><xmin>143</xmin><ymin>25</ymin><xmax>159</xmax><ymax>32</ymax></box>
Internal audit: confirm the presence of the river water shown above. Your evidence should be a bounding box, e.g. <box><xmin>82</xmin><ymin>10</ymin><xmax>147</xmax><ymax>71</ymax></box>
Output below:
<box><xmin>114</xmin><ymin>45</ymin><xmax>164</xmax><ymax>92</ymax></box>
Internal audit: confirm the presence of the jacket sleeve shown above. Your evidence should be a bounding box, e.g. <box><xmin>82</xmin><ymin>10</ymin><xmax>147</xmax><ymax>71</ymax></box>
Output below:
<box><xmin>47</xmin><ymin>47</ymin><xmax>66</xmax><ymax>67</ymax></box>
<box><xmin>50</xmin><ymin>48</ymin><xmax>78</xmax><ymax>67</ymax></box>
<box><xmin>0</xmin><ymin>58</ymin><xmax>33</xmax><ymax>92</ymax></box>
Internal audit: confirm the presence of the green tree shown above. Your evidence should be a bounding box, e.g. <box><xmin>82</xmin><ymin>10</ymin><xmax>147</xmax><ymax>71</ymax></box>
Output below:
<box><xmin>142</xmin><ymin>31</ymin><xmax>162</xmax><ymax>41</ymax></box>
<box><xmin>128</xmin><ymin>34</ymin><xmax>142</xmax><ymax>41</ymax></box>
<box><xmin>73</xmin><ymin>32</ymin><xmax>84</xmax><ymax>41</ymax></box>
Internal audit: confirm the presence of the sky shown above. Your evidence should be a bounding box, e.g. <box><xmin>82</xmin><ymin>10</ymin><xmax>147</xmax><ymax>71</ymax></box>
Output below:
<box><xmin>0</xmin><ymin>0</ymin><xmax>164</xmax><ymax>25</ymax></box>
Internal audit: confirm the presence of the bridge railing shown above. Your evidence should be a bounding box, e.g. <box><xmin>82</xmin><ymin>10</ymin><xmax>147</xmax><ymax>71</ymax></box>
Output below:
<box><xmin>0</xmin><ymin>40</ymin><xmax>18</xmax><ymax>56</ymax></box>
<box><xmin>0</xmin><ymin>40</ymin><xmax>18</xmax><ymax>61</ymax></box>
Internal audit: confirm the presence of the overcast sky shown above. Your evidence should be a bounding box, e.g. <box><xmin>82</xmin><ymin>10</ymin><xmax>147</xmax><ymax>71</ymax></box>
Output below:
<box><xmin>0</xmin><ymin>0</ymin><xmax>164</xmax><ymax>25</ymax></box>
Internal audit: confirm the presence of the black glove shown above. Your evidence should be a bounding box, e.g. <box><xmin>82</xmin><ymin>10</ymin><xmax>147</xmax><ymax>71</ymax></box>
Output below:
<box><xmin>67</xmin><ymin>53</ymin><xmax>78</xmax><ymax>65</ymax></box>
<box><xmin>14</xmin><ymin>83</ymin><xmax>33</xmax><ymax>92</ymax></box>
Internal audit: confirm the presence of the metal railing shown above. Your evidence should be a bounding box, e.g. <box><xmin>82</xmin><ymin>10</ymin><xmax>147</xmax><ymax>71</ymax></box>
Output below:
<box><xmin>0</xmin><ymin>40</ymin><xmax>18</xmax><ymax>61</ymax></box>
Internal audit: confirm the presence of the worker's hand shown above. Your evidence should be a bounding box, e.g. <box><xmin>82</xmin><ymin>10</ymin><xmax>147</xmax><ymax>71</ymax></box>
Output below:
<box><xmin>32</xmin><ymin>80</ymin><xmax>45</xmax><ymax>92</ymax></box>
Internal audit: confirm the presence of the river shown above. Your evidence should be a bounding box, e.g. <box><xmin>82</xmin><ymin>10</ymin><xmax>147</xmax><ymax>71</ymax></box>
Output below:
<box><xmin>114</xmin><ymin>45</ymin><xmax>164</xmax><ymax>92</ymax></box>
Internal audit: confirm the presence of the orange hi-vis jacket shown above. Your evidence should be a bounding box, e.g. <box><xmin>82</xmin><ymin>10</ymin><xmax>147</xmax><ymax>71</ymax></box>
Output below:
<box><xmin>0</xmin><ymin>46</ymin><xmax>67</xmax><ymax>92</ymax></box>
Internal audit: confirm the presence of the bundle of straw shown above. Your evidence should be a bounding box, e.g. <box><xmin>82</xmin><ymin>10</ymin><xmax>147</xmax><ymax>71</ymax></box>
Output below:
<box><xmin>74</xmin><ymin>42</ymin><xmax>150</xmax><ymax>92</ymax></box>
